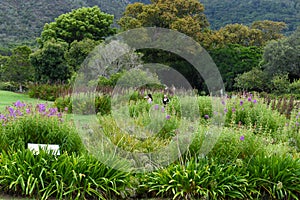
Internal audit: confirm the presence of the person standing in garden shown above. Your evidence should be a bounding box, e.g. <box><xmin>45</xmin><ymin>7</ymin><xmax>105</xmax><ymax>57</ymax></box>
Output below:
<box><xmin>162</xmin><ymin>94</ymin><xmax>169</xmax><ymax>106</ymax></box>
<box><xmin>146</xmin><ymin>94</ymin><xmax>153</xmax><ymax>103</ymax></box>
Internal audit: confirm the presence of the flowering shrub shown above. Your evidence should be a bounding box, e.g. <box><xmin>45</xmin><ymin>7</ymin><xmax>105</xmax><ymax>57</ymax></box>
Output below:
<box><xmin>0</xmin><ymin>101</ymin><xmax>84</xmax><ymax>154</ymax></box>
<box><xmin>224</xmin><ymin>93</ymin><xmax>287</xmax><ymax>134</ymax></box>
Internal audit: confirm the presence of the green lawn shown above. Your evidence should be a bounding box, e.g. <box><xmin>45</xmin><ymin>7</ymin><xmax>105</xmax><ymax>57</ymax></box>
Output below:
<box><xmin>0</xmin><ymin>90</ymin><xmax>51</xmax><ymax>112</ymax></box>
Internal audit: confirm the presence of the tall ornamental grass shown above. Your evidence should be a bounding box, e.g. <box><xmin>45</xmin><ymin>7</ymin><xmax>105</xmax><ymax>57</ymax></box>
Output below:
<box><xmin>0</xmin><ymin>149</ymin><xmax>131</xmax><ymax>200</ymax></box>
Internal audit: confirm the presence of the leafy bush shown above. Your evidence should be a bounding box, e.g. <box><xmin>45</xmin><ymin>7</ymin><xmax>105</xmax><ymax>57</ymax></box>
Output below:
<box><xmin>54</xmin><ymin>96</ymin><xmax>72</xmax><ymax>113</ymax></box>
<box><xmin>28</xmin><ymin>83</ymin><xmax>70</xmax><ymax>101</ymax></box>
<box><xmin>224</xmin><ymin>94</ymin><xmax>287</xmax><ymax>134</ymax></box>
<box><xmin>0</xmin><ymin>81</ymin><xmax>20</xmax><ymax>91</ymax></box>
<box><xmin>0</xmin><ymin>149</ymin><xmax>131</xmax><ymax>200</ymax></box>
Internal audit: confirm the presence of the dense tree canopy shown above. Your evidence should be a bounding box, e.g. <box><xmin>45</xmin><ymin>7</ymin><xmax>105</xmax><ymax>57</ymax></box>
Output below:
<box><xmin>39</xmin><ymin>6</ymin><xmax>116</xmax><ymax>45</ymax></box>
<box><xmin>209</xmin><ymin>44</ymin><xmax>263</xmax><ymax>91</ymax></box>
<box><xmin>262</xmin><ymin>27</ymin><xmax>300</xmax><ymax>80</ymax></box>
<box><xmin>1</xmin><ymin>46</ymin><xmax>34</xmax><ymax>91</ymax></box>
<box><xmin>118</xmin><ymin>0</ymin><xmax>209</xmax><ymax>43</ymax></box>
<box><xmin>30</xmin><ymin>40</ymin><xmax>69</xmax><ymax>83</ymax></box>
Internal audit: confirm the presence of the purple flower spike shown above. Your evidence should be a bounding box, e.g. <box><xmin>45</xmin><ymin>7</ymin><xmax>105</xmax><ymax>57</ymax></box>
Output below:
<box><xmin>240</xmin><ymin>101</ymin><xmax>243</xmax><ymax>106</ymax></box>
<box><xmin>166</xmin><ymin>115</ymin><xmax>171</xmax><ymax>120</ymax></box>
<box><xmin>26</xmin><ymin>108</ymin><xmax>31</xmax><ymax>114</ymax></box>
<box><xmin>154</xmin><ymin>104</ymin><xmax>159</xmax><ymax>110</ymax></box>
<box><xmin>221</xmin><ymin>100</ymin><xmax>226</xmax><ymax>105</ymax></box>
<box><xmin>16</xmin><ymin>110</ymin><xmax>23</xmax><ymax>116</ymax></box>
<box><xmin>240</xmin><ymin>135</ymin><xmax>245</xmax><ymax>141</ymax></box>
<box><xmin>252</xmin><ymin>99</ymin><xmax>257</xmax><ymax>104</ymax></box>
<box><xmin>232</xmin><ymin>108</ymin><xmax>236</xmax><ymax>112</ymax></box>
<box><xmin>247</xmin><ymin>97</ymin><xmax>252</xmax><ymax>102</ymax></box>
<box><xmin>224</xmin><ymin>108</ymin><xmax>228</xmax><ymax>113</ymax></box>
<box><xmin>0</xmin><ymin>114</ymin><xmax>5</xmax><ymax>120</ymax></box>
<box><xmin>296</xmin><ymin>122</ymin><xmax>299</xmax><ymax>127</ymax></box>
<box><xmin>48</xmin><ymin>108</ymin><xmax>57</xmax><ymax>116</ymax></box>
<box><xmin>8</xmin><ymin>107</ymin><xmax>16</xmax><ymax>117</ymax></box>
<box><xmin>14</xmin><ymin>100</ymin><xmax>25</xmax><ymax>108</ymax></box>
<box><xmin>38</xmin><ymin>104</ymin><xmax>46</xmax><ymax>113</ymax></box>
<box><xmin>161</xmin><ymin>107</ymin><xmax>165</xmax><ymax>113</ymax></box>
<box><xmin>204</xmin><ymin>114</ymin><xmax>209</xmax><ymax>119</ymax></box>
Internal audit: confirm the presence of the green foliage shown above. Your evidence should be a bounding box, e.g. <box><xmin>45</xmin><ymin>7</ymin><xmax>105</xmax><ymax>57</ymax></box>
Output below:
<box><xmin>224</xmin><ymin>94</ymin><xmax>287</xmax><ymax>134</ymax></box>
<box><xmin>1</xmin><ymin>90</ymin><xmax>300</xmax><ymax>199</ymax></box>
<box><xmin>289</xmin><ymin>79</ymin><xmax>300</xmax><ymax>97</ymax></box>
<box><xmin>40</xmin><ymin>6</ymin><xmax>116</xmax><ymax>45</ymax></box>
<box><xmin>65</xmin><ymin>38</ymin><xmax>100</xmax><ymax>72</ymax></box>
<box><xmin>71</xmin><ymin>94</ymin><xmax>112</xmax><ymax>115</ymax></box>
<box><xmin>247</xmin><ymin>153</ymin><xmax>300</xmax><ymax>199</ymax></box>
<box><xmin>251</xmin><ymin>20</ymin><xmax>287</xmax><ymax>41</ymax></box>
<box><xmin>0</xmin><ymin>149</ymin><xmax>131</xmax><ymax>200</ymax></box>
<box><xmin>118</xmin><ymin>0</ymin><xmax>209</xmax><ymax>43</ymax></box>
<box><xmin>30</xmin><ymin>40</ymin><xmax>70</xmax><ymax>83</ymax></box>
<box><xmin>139</xmin><ymin>158</ymin><xmax>253</xmax><ymax>199</ymax></box>
<box><xmin>28</xmin><ymin>83</ymin><xmax>70</xmax><ymax>101</ymax></box>
<box><xmin>0</xmin><ymin>0</ymin><xmax>128</xmax><ymax>47</ymax></box>
<box><xmin>209</xmin><ymin>44</ymin><xmax>263</xmax><ymax>91</ymax></box>
<box><xmin>271</xmin><ymin>73</ymin><xmax>291</xmax><ymax>95</ymax></box>
<box><xmin>0</xmin><ymin>102</ymin><xmax>84</xmax><ymax>154</ymax></box>
<box><xmin>201</xmin><ymin>0</ymin><xmax>299</xmax><ymax>35</ymax></box>
<box><xmin>234</xmin><ymin>68</ymin><xmax>269</xmax><ymax>92</ymax></box>
<box><xmin>263</xmin><ymin>27</ymin><xmax>300</xmax><ymax>81</ymax></box>
<box><xmin>0</xmin><ymin>46</ymin><xmax>34</xmax><ymax>91</ymax></box>
<box><xmin>54</xmin><ymin>96</ymin><xmax>72</xmax><ymax>113</ymax></box>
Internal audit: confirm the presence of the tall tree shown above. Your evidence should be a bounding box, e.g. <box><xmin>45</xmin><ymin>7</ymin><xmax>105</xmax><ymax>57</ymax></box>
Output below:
<box><xmin>117</xmin><ymin>0</ymin><xmax>210</xmax><ymax>91</ymax></box>
<box><xmin>118</xmin><ymin>0</ymin><xmax>209</xmax><ymax>43</ymax></box>
<box><xmin>30</xmin><ymin>40</ymin><xmax>69</xmax><ymax>83</ymax></box>
<box><xmin>39</xmin><ymin>6</ymin><xmax>116</xmax><ymax>45</ymax></box>
<box><xmin>262</xmin><ymin>27</ymin><xmax>300</xmax><ymax>80</ymax></box>
<box><xmin>65</xmin><ymin>38</ymin><xmax>100</xmax><ymax>72</ymax></box>
<box><xmin>251</xmin><ymin>20</ymin><xmax>287</xmax><ymax>41</ymax></box>
<box><xmin>213</xmin><ymin>24</ymin><xmax>264</xmax><ymax>47</ymax></box>
<box><xmin>2</xmin><ymin>46</ymin><xmax>34</xmax><ymax>91</ymax></box>
<box><xmin>209</xmin><ymin>44</ymin><xmax>263</xmax><ymax>91</ymax></box>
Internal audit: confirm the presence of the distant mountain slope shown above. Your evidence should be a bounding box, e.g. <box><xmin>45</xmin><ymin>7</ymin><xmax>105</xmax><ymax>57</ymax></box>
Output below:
<box><xmin>0</xmin><ymin>0</ymin><xmax>298</xmax><ymax>47</ymax></box>
<box><xmin>129</xmin><ymin>0</ymin><xmax>300</xmax><ymax>34</ymax></box>
<box><xmin>0</xmin><ymin>0</ymin><xmax>128</xmax><ymax>47</ymax></box>
<box><xmin>200</xmin><ymin>0</ymin><xmax>300</xmax><ymax>34</ymax></box>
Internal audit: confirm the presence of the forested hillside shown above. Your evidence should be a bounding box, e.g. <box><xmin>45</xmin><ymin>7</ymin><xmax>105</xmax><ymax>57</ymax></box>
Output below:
<box><xmin>200</xmin><ymin>0</ymin><xmax>300</xmax><ymax>34</ymax></box>
<box><xmin>0</xmin><ymin>0</ymin><xmax>128</xmax><ymax>47</ymax></box>
<box><xmin>130</xmin><ymin>0</ymin><xmax>299</xmax><ymax>34</ymax></box>
<box><xmin>0</xmin><ymin>0</ymin><xmax>299</xmax><ymax>47</ymax></box>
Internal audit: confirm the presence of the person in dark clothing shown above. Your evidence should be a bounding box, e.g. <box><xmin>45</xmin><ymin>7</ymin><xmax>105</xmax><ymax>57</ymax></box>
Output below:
<box><xmin>162</xmin><ymin>94</ymin><xmax>169</xmax><ymax>106</ymax></box>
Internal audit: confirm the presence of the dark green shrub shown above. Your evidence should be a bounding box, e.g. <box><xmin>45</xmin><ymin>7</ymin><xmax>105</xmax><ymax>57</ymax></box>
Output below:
<box><xmin>28</xmin><ymin>83</ymin><xmax>70</xmax><ymax>101</ymax></box>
